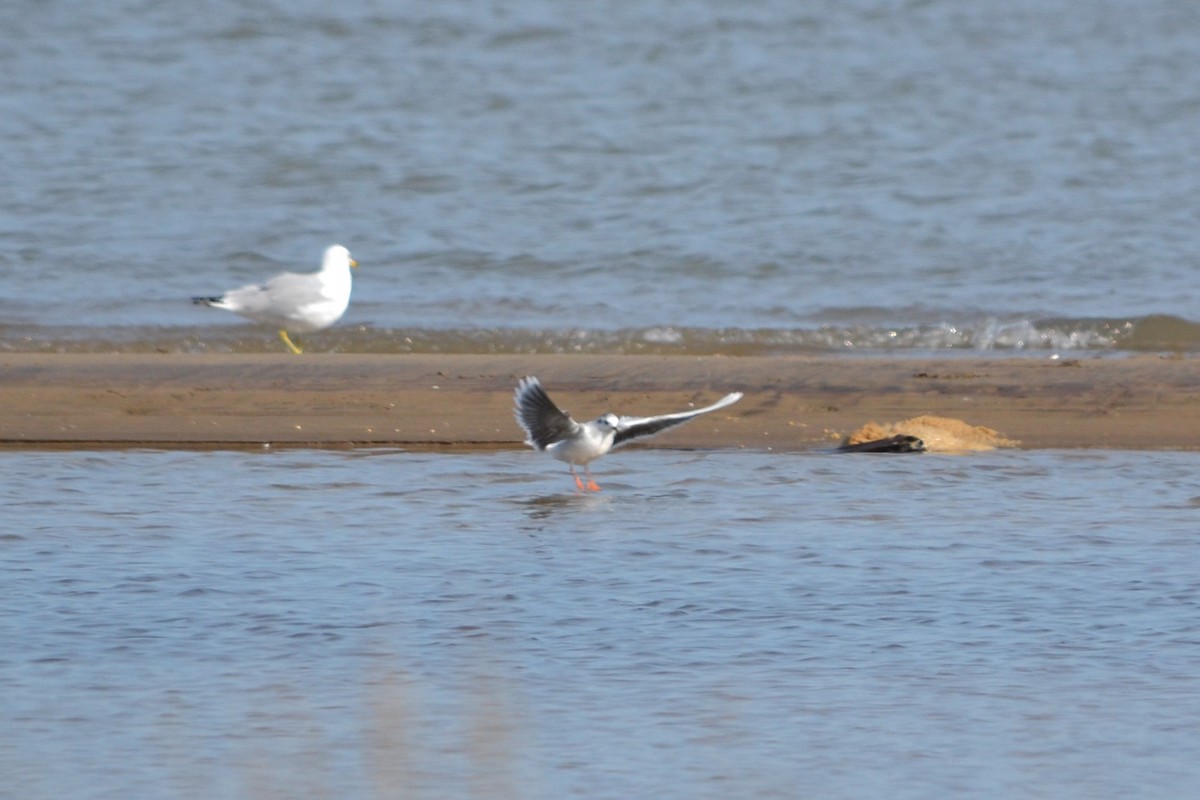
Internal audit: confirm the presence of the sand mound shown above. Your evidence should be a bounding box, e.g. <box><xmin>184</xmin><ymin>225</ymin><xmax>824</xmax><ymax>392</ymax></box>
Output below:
<box><xmin>844</xmin><ymin>415</ymin><xmax>1018</xmax><ymax>453</ymax></box>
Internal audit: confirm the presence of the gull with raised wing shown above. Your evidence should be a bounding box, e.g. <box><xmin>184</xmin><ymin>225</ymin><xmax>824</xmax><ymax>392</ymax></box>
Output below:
<box><xmin>514</xmin><ymin>376</ymin><xmax>743</xmax><ymax>492</ymax></box>
<box><xmin>193</xmin><ymin>244</ymin><xmax>358</xmax><ymax>354</ymax></box>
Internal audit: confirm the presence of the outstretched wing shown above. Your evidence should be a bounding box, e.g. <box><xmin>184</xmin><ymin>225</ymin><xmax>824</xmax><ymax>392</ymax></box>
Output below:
<box><xmin>612</xmin><ymin>391</ymin><xmax>743</xmax><ymax>448</ymax></box>
<box><xmin>514</xmin><ymin>376</ymin><xmax>580</xmax><ymax>450</ymax></box>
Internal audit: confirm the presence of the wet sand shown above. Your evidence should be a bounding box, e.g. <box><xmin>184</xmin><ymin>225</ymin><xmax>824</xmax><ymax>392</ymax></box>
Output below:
<box><xmin>2</xmin><ymin>352</ymin><xmax>1199</xmax><ymax>450</ymax></box>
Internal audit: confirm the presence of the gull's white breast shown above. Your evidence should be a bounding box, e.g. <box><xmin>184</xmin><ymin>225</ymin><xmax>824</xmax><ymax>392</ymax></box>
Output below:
<box><xmin>545</xmin><ymin>425</ymin><xmax>614</xmax><ymax>466</ymax></box>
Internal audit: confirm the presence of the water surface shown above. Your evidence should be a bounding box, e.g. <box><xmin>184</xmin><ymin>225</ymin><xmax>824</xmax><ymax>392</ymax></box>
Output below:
<box><xmin>3</xmin><ymin>448</ymin><xmax>1199</xmax><ymax>798</ymax></box>
<box><xmin>3</xmin><ymin>0</ymin><xmax>1200</xmax><ymax>352</ymax></box>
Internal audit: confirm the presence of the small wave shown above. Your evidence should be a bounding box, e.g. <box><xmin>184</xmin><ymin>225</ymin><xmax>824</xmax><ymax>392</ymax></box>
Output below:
<box><xmin>2</xmin><ymin>316</ymin><xmax>1197</xmax><ymax>356</ymax></box>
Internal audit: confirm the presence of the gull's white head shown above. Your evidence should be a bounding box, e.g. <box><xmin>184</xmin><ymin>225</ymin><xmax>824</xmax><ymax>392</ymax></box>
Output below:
<box><xmin>594</xmin><ymin>413</ymin><xmax>620</xmax><ymax>431</ymax></box>
<box><xmin>323</xmin><ymin>244</ymin><xmax>358</xmax><ymax>270</ymax></box>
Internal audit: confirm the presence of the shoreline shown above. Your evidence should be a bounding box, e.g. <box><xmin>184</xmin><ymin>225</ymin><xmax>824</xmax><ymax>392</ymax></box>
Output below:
<box><xmin>2</xmin><ymin>352</ymin><xmax>1199</xmax><ymax>451</ymax></box>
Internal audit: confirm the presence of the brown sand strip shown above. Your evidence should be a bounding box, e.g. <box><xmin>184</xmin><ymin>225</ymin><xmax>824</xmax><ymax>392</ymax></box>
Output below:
<box><xmin>2</xmin><ymin>353</ymin><xmax>1199</xmax><ymax>450</ymax></box>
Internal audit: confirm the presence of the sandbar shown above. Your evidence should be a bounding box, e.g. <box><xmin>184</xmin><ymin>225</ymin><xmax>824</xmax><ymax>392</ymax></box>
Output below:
<box><xmin>2</xmin><ymin>352</ymin><xmax>1199</xmax><ymax>450</ymax></box>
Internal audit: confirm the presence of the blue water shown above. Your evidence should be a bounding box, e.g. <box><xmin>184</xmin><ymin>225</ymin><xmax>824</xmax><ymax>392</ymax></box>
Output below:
<box><xmin>3</xmin><ymin>0</ymin><xmax>1200</xmax><ymax>352</ymax></box>
<box><xmin>3</xmin><ymin>448</ymin><xmax>1200</xmax><ymax>798</ymax></box>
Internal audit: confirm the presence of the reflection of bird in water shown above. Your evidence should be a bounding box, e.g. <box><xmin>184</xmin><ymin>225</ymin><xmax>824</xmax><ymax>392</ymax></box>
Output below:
<box><xmin>520</xmin><ymin>492</ymin><xmax>609</xmax><ymax>519</ymax></box>
<box><xmin>193</xmin><ymin>244</ymin><xmax>357</xmax><ymax>354</ymax></box>
<box><xmin>514</xmin><ymin>376</ymin><xmax>743</xmax><ymax>492</ymax></box>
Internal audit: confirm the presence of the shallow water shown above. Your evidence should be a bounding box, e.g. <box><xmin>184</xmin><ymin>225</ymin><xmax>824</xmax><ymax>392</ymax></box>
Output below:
<box><xmin>3</xmin><ymin>447</ymin><xmax>1199</xmax><ymax>798</ymax></box>
<box><xmin>4</xmin><ymin>0</ymin><xmax>1200</xmax><ymax>353</ymax></box>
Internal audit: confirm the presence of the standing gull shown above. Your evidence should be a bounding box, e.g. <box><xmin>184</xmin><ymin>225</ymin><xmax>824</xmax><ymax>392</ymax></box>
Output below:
<box><xmin>514</xmin><ymin>376</ymin><xmax>743</xmax><ymax>492</ymax></box>
<box><xmin>193</xmin><ymin>244</ymin><xmax>357</xmax><ymax>354</ymax></box>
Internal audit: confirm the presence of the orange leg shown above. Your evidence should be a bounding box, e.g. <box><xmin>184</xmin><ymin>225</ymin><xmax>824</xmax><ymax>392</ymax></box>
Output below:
<box><xmin>569</xmin><ymin>467</ymin><xmax>586</xmax><ymax>493</ymax></box>
<box><xmin>568</xmin><ymin>466</ymin><xmax>601</xmax><ymax>492</ymax></box>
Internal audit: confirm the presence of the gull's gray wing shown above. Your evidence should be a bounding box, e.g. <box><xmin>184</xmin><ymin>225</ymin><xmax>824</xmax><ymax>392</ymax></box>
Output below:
<box><xmin>514</xmin><ymin>377</ymin><xmax>580</xmax><ymax>450</ymax></box>
<box><xmin>222</xmin><ymin>271</ymin><xmax>326</xmax><ymax>316</ymax></box>
<box><xmin>612</xmin><ymin>391</ymin><xmax>743</xmax><ymax>447</ymax></box>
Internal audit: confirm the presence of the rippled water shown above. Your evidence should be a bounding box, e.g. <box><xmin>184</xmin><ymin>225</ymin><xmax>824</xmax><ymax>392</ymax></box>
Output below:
<box><xmin>4</xmin><ymin>0</ymin><xmax>1200</xmax><ymax>352</ymax></box>
<box><xmin>3</xmin><ymin>448</ymin><xmax>1200</xmax><ymax>798</ymax></box>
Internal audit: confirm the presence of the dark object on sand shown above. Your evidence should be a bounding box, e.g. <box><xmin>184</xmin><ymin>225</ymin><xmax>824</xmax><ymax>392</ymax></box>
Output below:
<box><xmin>837</xmin><ymin>434</ymin><xmax>926</xmax><ymax>454</ymax></box>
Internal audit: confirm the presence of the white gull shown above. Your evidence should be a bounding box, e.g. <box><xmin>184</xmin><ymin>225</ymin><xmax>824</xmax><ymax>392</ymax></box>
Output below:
<box><xmin>514</xmin><ymin>376</ymin><xmax>743</xmax><ymax>492</ymax></box>
<box><xmin>193</xmin><ymin>244</ymin><xmax>357</xmax><ymax>354</ymax></box>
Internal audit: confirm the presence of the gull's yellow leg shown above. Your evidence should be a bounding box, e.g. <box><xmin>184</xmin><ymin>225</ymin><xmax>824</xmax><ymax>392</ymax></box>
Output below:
<box><xmin>584</xmin><ymin>466</ymin><xmax>601</xmax><ymax>492</ymax></box>
<box><xmin>279</xmin><ymin>329</ymin><xmax>303</xmax><ymax>355</ymax></box>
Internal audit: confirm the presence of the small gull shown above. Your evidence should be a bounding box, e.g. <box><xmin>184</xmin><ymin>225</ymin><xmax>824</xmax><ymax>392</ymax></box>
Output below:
<box><xmin>193</xmin><ymin>244</ymin><xmax>357</xmax><ymax>354</ymax></box>
<box><xmin>514</xmin><ymin>376</ymin><xmax>744</xmax><ymax>492</ymax></box>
